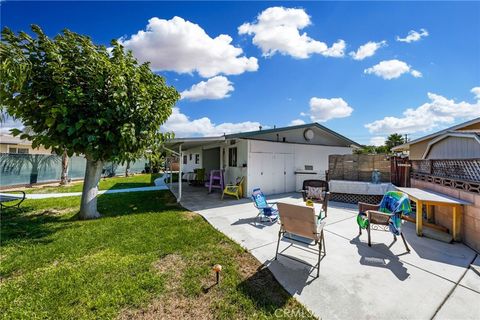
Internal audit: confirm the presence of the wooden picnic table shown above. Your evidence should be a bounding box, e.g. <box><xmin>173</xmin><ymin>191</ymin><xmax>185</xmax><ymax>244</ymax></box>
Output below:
<box><xmin>396</xmin><ymin>187</ymin><xmax>472</xmax><ymax>241</ymax></box>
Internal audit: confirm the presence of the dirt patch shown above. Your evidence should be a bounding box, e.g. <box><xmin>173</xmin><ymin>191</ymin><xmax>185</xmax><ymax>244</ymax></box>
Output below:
<box><xmin>33</xmin><ymin>208</ymin><xmax>73</xmax><ymax>217</ymax></box>
<box><xmin>152</xmin><ymin>254</ymin><xmax>186</xmax><ymax>287</ymax></box>
<box><xmin>180</xmin><ymin>211</ymin><xmax>198</xmax><ymax>220</ymax></box>
<box><xmin>118</xmin><ymin>291</ymin><xmax>217</xmax><ymax>320</ymax></box>
<box><xmin>119</xmin><ymin>254</ymin><xmax>220</xmax><ymax>320</ymax></box>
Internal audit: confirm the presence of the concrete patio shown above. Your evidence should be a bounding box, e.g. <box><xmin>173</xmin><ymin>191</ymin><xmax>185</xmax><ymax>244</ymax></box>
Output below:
<box><xmin>170</xmin><ymin>183</ymin><xmax>480</xmax><ymax>319</ymax></box>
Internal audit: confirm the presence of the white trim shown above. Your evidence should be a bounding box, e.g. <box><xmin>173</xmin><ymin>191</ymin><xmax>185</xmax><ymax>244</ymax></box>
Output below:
<box><xmin>422</xmin><ymin>132</ymin><xmax>480</xmax><ymax>159</ymax></box>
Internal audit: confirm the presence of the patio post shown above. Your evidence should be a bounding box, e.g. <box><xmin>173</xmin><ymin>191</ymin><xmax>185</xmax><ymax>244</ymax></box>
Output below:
<box><xmin>178</xmin><ymin>144</ymin><xmax>182</xmax><ymax>203</ymax></box>
<box><xmin>170</xmin><ymin>156</ymin><xmax>173</xmax><ymax>187</ymax></box>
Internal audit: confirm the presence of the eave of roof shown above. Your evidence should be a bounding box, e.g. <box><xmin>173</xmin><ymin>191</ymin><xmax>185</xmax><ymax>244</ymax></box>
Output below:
<box><xmin>391</xmin><ymin>117</ymin><xmax>480</xmax><ymax>151</ymax></box>
<box><xmin>225</xmin><ymin>122</ymin><xmax>361</xmax><ymax>147</ymax></box>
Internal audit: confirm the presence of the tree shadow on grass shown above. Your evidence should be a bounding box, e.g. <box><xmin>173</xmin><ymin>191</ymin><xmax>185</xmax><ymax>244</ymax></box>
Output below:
<box><xmin>2</xmin><ymin>190</ymin><xmax>182</xmax><ymax>245</ymax></box>
<box><xmin>1</xmin><ymin>205</ymin><xmax>75</xmax><ymax>245</ymax></box>
<box><xmin>95</xmin><ymin>190</ymin><xmax>182</xmax><ymax>219</ymax></box>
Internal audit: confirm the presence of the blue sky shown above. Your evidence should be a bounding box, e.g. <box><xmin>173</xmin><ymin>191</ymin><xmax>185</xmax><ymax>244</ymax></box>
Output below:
<box><xmin>2</xmin><ymin>1</ymin><xmax>479</xmax><ymax>145</ymax></box>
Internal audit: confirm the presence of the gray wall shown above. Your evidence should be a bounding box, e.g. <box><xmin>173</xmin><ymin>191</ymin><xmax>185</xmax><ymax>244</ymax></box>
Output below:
<box><xmin>203</xmin><ymin>147</ymin><xmax>220</xmax><ymax>175</ymax></box>
<box><xmin>426</xmin><ymin>136</ymin><xmax>480</xmax><ymax>159</ymax></box>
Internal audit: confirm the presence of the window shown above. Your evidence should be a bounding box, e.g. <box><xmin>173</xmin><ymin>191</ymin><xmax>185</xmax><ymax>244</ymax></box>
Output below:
<box><xmin>183</xmin><ymin>155</ymin><xmax>187</xmax><ymax>165</ymax></box>
<box><xmin>8</xmin><ymin>147</ymin><xmax>29</xmax><ymax>154</ymax></box>
<box><xmin>189</xmin><ymin>154</ymin><xmax>192</xmax><ymax>161</ymax></box>
<box><xmin>228</xmin><ymin>147</ymin><xmax>237</xmax><ymax>167</ymax></box>
<box><xmin>195</xmin><ymin>154</ymin><xmax>200</xmax><ymax>164</ymax></box>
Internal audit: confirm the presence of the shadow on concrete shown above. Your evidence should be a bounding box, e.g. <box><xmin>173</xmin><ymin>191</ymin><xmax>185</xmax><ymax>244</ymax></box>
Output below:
<box><xmin>264</xmin><ymin>257</ymin><xmax>316</xmax><ymax>295</ymax></box>
<box><xmin>237</xmin><ymin>264</ymin><xmax>294</xmax><ymax>315</ymax></box>
<box><xmin>231</xmin><ymin>217</ymin><xmax>276</xmax><ymax>229</ymax></box>
<box><xmin>350</xmin><ymin>236</ymin><xmax>410</xmax><ymax>281</ymax></box>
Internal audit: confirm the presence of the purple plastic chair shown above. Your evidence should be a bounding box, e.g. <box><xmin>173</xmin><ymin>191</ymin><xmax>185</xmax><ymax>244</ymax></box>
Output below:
<box><xmin>206</xmin><ymin>169</ymin><xmax>224</xmax><ymax>193</ymax></box>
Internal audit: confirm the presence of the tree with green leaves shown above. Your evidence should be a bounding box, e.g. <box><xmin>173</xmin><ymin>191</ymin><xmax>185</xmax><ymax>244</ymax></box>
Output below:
<box><xmin>1</xmin><ymin>25</ymin><xmax>179</xmax><ymax>219</ymax></box>
<box><xmin>385</xmin><ymin>133</ymin><xmax>406</xmax><ymax>151</ymax></box>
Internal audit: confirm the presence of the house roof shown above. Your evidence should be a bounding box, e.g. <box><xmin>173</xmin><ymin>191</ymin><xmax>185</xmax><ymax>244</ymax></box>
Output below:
<box><xmin>225</xmin><ymin>122</ymin><xmax>361</xmax><ymax>147</ymax></box>
<box><xmin>0</xmin><ymin>134</ymin><xmax>30</xmax><ymax>145</ymax></box>
<box><xmin>392</xmin><ymin>117</ymin><xmax>480</xmax><ymax>151</ymax></box>
<box><xmin>165</xmin><ymin>136</ymin><xmax>225</xmax><ymax>151</ymax></box>
<box><xmin>165</xmin><ymin>123</ymin><xmax>360</xmax><ymax>150</ymax></box>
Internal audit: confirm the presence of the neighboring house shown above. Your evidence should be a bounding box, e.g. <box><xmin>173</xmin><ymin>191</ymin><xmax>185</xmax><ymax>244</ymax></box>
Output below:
<box><xmin>0</xmin><ymin>134</ymin><xmax>52</xmax><ymax>154</ymax></box>
<box><xmin>392</xmin><ymin>117</ymin><xmax>480</xmax><ymax>159</ymax></box>
<box><xmin>394</xmin><ymin>117</ymin><xmax>480</xmax><ymax>252</ymax></box>
<box><xmin>165</xmin><ymin>123</ymin><xmax>360</xmax><ymax>197</ymax></box>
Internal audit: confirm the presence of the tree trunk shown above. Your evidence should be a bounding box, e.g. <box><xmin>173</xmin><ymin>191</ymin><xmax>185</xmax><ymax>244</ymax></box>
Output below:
<box><xmin>30</xmin><ymin>164</ymin><xmax>39</xmax><ymax>184</ymax></box>
<box><xmin>60</xmin><ymin>150</ymin><xmax>69</xmax><ymax>185</ymax></box>
<box><xmin>79</xmin><ymin>158</ymin><xmax>103</xmax><ymax>220</ymax></box>
<box><xmin>125</xmin><ymin>161</ymin><xmax>130</xmax><ymax>177</ymax></box>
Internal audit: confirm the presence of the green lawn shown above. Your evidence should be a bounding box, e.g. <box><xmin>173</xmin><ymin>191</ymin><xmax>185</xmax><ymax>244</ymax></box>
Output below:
<box><xmin>21</xmin><ymin>173</ymin><xmax>163</xmax><ymax>194</ymax></box>
<box><xmin>0</xmin><ymin>191</ymin><xmax>314</xmax><ymax>319</ymax></box>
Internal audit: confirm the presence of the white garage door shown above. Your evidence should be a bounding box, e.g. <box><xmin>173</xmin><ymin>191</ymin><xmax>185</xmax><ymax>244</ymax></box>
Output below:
<box><xmin>248</xmin><ymin>152</ymin><xmax>295</xmax><ymax>195</ymax></box>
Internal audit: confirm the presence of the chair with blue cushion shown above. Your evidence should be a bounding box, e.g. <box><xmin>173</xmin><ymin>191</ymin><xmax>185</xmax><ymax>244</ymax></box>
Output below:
<box><xmin>251</xmin><ymin>188</ymin><xmax>278</xmax><ymax>223</ymax></box>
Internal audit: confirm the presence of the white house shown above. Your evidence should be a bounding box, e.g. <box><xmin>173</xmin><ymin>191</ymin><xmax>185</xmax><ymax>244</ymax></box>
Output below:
<box><xmin>165</xmin><ymin>123</ymin><xmax>360</xmax><ymax>200</ymax></box>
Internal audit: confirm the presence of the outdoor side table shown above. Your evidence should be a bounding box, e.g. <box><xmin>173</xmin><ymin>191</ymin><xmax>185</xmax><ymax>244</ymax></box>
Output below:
<box><xmin>396</xmin><ymin>187</ymin><xmax>472</xmax><ymax>241</ymax></box>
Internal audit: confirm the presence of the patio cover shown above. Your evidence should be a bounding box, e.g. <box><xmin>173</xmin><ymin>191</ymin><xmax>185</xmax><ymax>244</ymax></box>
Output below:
<box><xmin>163</xmin><ymin>136</ymin><xmax>225</xmax><ymax>202</ymax></box>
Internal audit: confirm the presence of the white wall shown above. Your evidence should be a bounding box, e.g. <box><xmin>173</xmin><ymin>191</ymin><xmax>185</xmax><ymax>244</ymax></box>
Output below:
<box><xmin>181</xmin><ymin>146</ymin><xmax>202</xmax><ymax>173</ymax></box>
<box><xmin>247</xmin><ymin>140</ymin><xmax>352</xmax><ymax>196</ymax></box>
<box><xmin>223</xmin><ymin>139</ymin><xmax>248</xmax><ymax>187</ymax></box>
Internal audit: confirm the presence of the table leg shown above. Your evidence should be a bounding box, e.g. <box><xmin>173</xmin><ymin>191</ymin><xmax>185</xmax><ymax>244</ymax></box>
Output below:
<box><xmin>426</xmin><ymin>205</ymin><xmax>434</xmax><ymax>223</ymax></box>
<box><xmin>452</xmin><ymin>205</ymin><xmax>462</xmax><ymax>242</ymax></box>
<box><xmin>416</xmin><ymin>200</ymin><xmax>423</xmax><ymax>237</ymax></box>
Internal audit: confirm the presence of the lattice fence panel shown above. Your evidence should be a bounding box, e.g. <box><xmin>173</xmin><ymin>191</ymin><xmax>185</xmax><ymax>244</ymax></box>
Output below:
<box><xmin>432</xmin><ymin>159</ymin><xmax>480</xmax><ymax>182</ymax></box>
<box><xmin>411</xmin><ymin>160</ymin><xmax>431</xmax><ymax>174</ymax></box>
<box><xmin>411</xmin><ymin>159</ymin><xmax>480</xmax><ymax>183</ymax></box>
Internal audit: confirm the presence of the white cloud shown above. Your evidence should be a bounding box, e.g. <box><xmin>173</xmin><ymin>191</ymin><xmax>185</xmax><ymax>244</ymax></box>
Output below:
<box><xmin>238</xmin><ymin>7</ymin><xmax>346</xmax><ymax>59</ymax></box>
<box><xmin>0</xmin><ymin>117</ymin><xmax>23</xmax><ymax>134</ymax></box>
<box><xmin>162</xmin><ymin>108</ymin><xmax>262</xmax><ymax>137</ymax></box>
<box><xmin>410</xmin><ymin>70</ymin><xmax>423</xmax><ymax>78</ymax></box>
<box><xmin>349</xmin><ymin>40</ymin><xmax>386</xmax><ymax>60</ymax></box>
<box><xmin>396</xmin><ymin>28</ymin><xmax>429</xmax><ymax>43</ymax></box>
<box><xmin>181</xmin><ymin>76</ymin><xmax>234</xmax><ymax>101</ymax></box>
<box><xmin>365</xmin><ymin>88</ymin><xmax>480</xmax><ymax>134</ymax></box>
<box><xmin>364</xmin><ymin>59</ymin><xmax>422</xmax><ymax>80</ymax></box>
<box><xmin>322</xmin><ymin>39</ymin><xmax>346</xmax><ymax>58</ymax></box>
<box><xmin>289</xmin><ymin>119</ymin><xmax>306</xmax><ymax>126</ymax></box>
<box><xmin>369</xmin><ymin>136</ymin><xmax>386</xmax><ymax>147</ymax></box>
<box><xmin>471</xmin><ymin>87</ymin><xmax>480</xmax><ymax>99</ymax></box>
<box><xmin>308</xmin><ymin>97</ymin><xmax>354</xmax><ymax>122</ymax></box>
<box><xmin>120</xmin><ymin>16</ymin><xmax>258</xmax><ymax>78</ymax></box>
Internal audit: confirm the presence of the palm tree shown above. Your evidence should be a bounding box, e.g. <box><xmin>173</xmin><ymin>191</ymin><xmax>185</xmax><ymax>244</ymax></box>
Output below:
<box><xmin>0</xmin><ymin>153</ymin><xmax>60</xmax><ymax>185</ymax></box>
<box><xmin>385</xmin><ymin>133</ymin><xmax>406</xmax><ymax>152</ymax></box>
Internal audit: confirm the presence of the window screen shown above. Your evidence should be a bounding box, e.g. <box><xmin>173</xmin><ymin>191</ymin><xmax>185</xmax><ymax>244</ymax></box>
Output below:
<box><xmin>228</xmin><ymin>147</ymin><xmax>237</xmax><ymax>167</ymax></box>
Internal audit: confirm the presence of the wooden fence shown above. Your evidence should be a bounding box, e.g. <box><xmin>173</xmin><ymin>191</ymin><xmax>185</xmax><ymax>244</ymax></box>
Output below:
<box><xmin>328</xmin><ymin>154</ymin><xmax>391</xmax><ymax>182</ymax></box>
